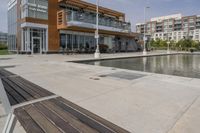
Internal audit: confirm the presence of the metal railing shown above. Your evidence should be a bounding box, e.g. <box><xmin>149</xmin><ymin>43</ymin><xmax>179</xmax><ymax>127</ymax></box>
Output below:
<box><xmin>66</xmin><ymin>10</ymin><xmax>131</xmax><ymax>31</ymax></box>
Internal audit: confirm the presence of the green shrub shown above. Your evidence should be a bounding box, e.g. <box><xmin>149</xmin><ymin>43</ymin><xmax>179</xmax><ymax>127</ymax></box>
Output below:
<box><xmin>0</xmin><ymin>43</ymin><xmax>7</xmax><ymax>50</ymax></box>
<box><xmin>150</xmin><ymin>38</ymin><xmax>200</xmax><ymax>51</ymax></box>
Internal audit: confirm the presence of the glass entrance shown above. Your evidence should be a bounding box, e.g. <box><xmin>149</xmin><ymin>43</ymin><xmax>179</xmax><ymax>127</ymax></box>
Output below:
<box><xmin>22</xmin><ymin>28</ymin><xmax>47</xmax><ymax>53</ymax></box>
<box><xmin>32</xmin><ymin>37</ymin><xmax>41</xmax><ymax>54</ymax></box>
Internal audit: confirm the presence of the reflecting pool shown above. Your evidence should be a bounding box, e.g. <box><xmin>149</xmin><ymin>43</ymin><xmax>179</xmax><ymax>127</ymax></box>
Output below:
<box><xmin>80</xmin><ymin>54</ymin><xmax>200</xmax><ymax>79</ymax></box>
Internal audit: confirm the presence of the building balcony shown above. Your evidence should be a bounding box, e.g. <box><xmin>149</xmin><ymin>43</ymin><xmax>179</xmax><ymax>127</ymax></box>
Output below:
<box><xmin>174</xmin><ymin>28</ymin><xmax>182</xmax><ymax>31</ymax></box>
<box><xmin>69</xmin><ymin>11</ymin><xmax>131</xmax><ymax>33</ymax></box>
<box><xmin>57</xmin><ymin>10</ymin><xmax>131</xmax><ymax>33</ymax></box>
<box><xmin>174</xmin><ymin>26</ymin><xmax>182</xmax><ymax>29</ymax></box>
<box><xmin>196</xmin><ymin>23</ymin><xmax>200</xmax><ymax>26</ymax></box>
<box><xmin>196</xmin><ymin>18</ymin><xmax>200</xmax><ymax>22</ymax></box>
<box><xmin>174</xmin><ymin>21</ymin><xmax>182</xmax><ymax>24</ymax></box>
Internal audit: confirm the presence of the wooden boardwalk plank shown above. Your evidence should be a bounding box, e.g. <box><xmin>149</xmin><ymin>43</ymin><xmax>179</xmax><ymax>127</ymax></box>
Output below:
<box><xmin>50</xmin><ymin>98</ymin><xmax>116</xmax><ymax>133</ymax></box>
<box><xmin>2</xmin><ymin>79</ymin><xmax>26</xmax><ymax>104</ymax></box>
<box><xmin>6</xmin><ymin>92</ymin><xmax>18</xmax><ymax>106</ymax></box>
<box><xmin>3</xmin><ymin>78</ymin><xmax>34</xmax><ymax>101</ymax></box>
<box><xmin>57</xmin><ymin>97</ymin><xmax>130</xmax><ymax>133</ymax></box>
<box><xmin>14</xmin><ymin>107</ymin><xmax>45</xmax><ymax>133</ymax></box>
<box><xmin>34</xmin><ymin>102</ymin><xmax>80</xmax><ymax>133</ymax></box>
<box><xmin>24</xmin><ymin>105</ymin><xmax>62</xmax><ymax>133</ymax></box>
<box><xmin>0</xmin><ymin>69</ymin><xmax>14</xmax><ymax>78</ymax></box>
<box><xmin>8</xmin><ymin>77</ymin><xmax>42</xmax><ymax>99</ymax></box>
<box><xmin>17</xmin><ymin>77</ymin><xmax>53</xmax><ymax>97</ymax></box>
<box><xmin>42</xmin><ymin>100</ymin><xmax>99</xmax><ymax>133</ymax></box>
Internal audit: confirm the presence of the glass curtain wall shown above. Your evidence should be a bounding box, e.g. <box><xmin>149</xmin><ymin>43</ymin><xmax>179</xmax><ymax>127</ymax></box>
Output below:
<box><xmin>8</xmin><ymin>3</ymin><xmax>17</xmax><ymax>51</ymax></box>
<box><xmin>60</xmin><ymin>31</ymin><xmax>139</xmax><ymax>53</ymax></box>
<box><xmin>21</xmin><ymin>0</ymin><xmax>48</xmax><ymax>20</ymax></box>
<box><xmin>61</xmin><ymin>34</ymin><xmax>96</xmax><ymax>53</ymax></box>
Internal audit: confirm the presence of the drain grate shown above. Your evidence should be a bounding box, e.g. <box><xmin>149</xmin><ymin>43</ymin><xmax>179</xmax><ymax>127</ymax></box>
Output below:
<box><xmin>100</xmin><ymin>71</ymin><xmax>146</xmax><ymax>80</ymax></box>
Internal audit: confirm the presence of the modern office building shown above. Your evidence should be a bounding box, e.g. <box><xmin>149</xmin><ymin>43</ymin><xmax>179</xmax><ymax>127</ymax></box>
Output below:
<box><xmin>0</xmin><ymin>32</ymin><xmax>8</xmax><ymax>45</ymax></box>
<box><xmin>7</xmin><ymin>0</ymin><xmax>139</xmax><ymax>54</ymax></box>
<box><xmin>136</xmin><ymin>14</ymin><xmax>200</xmax><ymax>42</ymax></box>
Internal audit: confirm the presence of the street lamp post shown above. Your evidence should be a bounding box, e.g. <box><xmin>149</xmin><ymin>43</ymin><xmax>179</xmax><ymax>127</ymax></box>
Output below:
<box><xmin>167</xmin><ymin>19</ymin><xmax>171</xmax><ymax>54</ymax></box>
<box><xmin>167</xmin><ymin>41</ymin><xmax>170</xmax><ymax>54</ymax></box>
<box><xmin>143</xmin><ymin>6</ymin><xmax>150</xmax><ymax>55</ymax></box>
<box><xmin>94</xmin><ymin>0</ymin><xmax>101</xmax><ymax>59</ymax></box>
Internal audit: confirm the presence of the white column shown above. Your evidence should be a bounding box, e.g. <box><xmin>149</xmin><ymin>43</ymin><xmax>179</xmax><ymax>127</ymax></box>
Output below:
<box><xmin>27</xmin><ymin>28</ymin><xmax>31</xmax><ymax>53</ymax></box>
<box><xmin>21</xmin><ymin>29</ymin><xmax>24</xmax><ymax>52</ymax></box>
<box><xmin>94</xmin><ymin>0</ymin><xmax>101</xmax><ymax>59</ymax></box>
<box><xmin>46</xmin><ymin>28</ymin><xmax>48</xmax><ymax>53</ymax></box>
<box><xmin>143</xmin><ymin>6</ymin><xmax>150</xmax><ymax>55</ymax></box>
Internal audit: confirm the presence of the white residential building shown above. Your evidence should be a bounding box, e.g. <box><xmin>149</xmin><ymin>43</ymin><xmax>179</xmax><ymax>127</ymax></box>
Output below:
<box><xmin>136</xmin><ymin>14</ymin><xmax>200</xmax><ymax>42</ymax></box>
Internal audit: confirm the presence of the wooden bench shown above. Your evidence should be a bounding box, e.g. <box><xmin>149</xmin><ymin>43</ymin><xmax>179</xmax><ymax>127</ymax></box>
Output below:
<box><xmin>0</xmin><ymin>69</ymin><xmax>130</xmax><ymax>133</ymax></box>
<box><xmin>1</xmin><ymin>76</ymin><xmax>54</xmax><ymax>106</ymax></box>
<box><xmin>0</xmin><ymin>69</ymin><xmax>15</xmax><ymax>79</ymax></box>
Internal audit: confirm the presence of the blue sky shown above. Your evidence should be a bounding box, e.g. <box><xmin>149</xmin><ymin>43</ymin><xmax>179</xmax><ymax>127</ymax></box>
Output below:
<box><xmin>0</xmin><ymin>0</ymin><xmax>199</xmax><ymax>33</ymax></box>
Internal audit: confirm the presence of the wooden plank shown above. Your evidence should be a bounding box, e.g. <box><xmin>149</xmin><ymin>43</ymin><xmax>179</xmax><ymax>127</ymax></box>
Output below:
<box><xmin>34</xmin><ymin>102</ymin><xmax>80</xmax><ymax>133</ymax></box>
<box><xmin>2</xmin><ymin>79</ymin><xmax>26</xmax><ymax>104</ymax></box>
<box><xmin>0</xmin><ymin>69</ymin><xmax>14</xmax><ymax>77</ymax></box>
<box><xmin>6</xmin><ymin>92</ymin><xmax>18</xmax><ymax>106</ymax></box>
<box><xmin>14</xmin><ymin>107</ymin><xmax>45</xmax><ymax>133</ymax></box>
<box><xmin>0</xmin><ymin>73</ymin><xmax>4</xmax><ymax>78</ymax></box>
<box><xmin>14</xmin><ymin>77</ymin><xmax>49</xmax><ymax>97</ymax></box>
<box><xmin>3</xmin><ymin>78</ymin><xmax>34</xmax><ymax>101</ymax></box>
<box><xmin>42</xmin><ymin>100</ymin><xmax>99</xmax><ymax>133</ymax></box>
<box><xmin>57</xmin><ymin>97</ymin><xmax>130</xmax><ymax>133</ymax></box>
<box><xmin>24</xmin><ymin>104</ymin><xmax>62</xmax><ymax>133</ymax></box>
<box><xmin>17</xmin><ymin>77</ymin><xmax>53</xmax><ymax>96</ymax></box>
<box><xmin>50</xmin><ymin>98</ymin><xmax>116</xmax><ymax>133</ymax></box>
<box><xmin>8</xmin><ymin>77</ymin><xmax>42</xmax><ymax>99</ymax></box>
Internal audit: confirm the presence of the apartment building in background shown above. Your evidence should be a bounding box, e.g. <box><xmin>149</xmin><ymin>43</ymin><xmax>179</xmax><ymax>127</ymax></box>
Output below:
<box><xmin>7</xmin><ymin>0</ymin><xmax>139</xmax><ymax>54</ymax></box>
<box><xmin>0</xmin><ymin>32</ymin><xmax>8</xmax><ymax>45</ymax></box>
<box><xmin>136</xmin><ymin>14</ymin><xmax>200</xmax><ymax>42</ymax></box>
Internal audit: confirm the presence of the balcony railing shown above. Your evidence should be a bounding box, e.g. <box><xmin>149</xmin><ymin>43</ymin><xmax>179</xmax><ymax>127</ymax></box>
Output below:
<box><xmin>66</xmin><ymin>10</ymin><xmax>131</xmax><ymax>33</ymax></box>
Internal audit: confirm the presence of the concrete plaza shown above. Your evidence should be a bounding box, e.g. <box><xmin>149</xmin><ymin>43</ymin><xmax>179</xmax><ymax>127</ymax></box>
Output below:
<box><xmin>0</xmin><ymin>51</ymin><xmax>200</xmax><ymax>133</ymax></box>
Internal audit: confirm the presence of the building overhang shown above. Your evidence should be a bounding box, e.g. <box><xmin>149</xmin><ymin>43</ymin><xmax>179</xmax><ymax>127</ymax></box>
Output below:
<box><xmin>58</xmin><ymin>0</ymin><xmax>125</xmax><ymax>18</ymax></box>
<box><xmin>59</xmin><ymin>26</ymin><xmax>136</xmax><ymax>38</ymax></box>
<box><xmin>20</xmin><ymin>17</ymin><xmax>48</xmax><ymax>25</ymax></box>
<box><xmin>67</xmin><ymin>21</ymin><xmax>130</xmax><ymax>33</ymax></box>
<box><xmin>21</xmin><ymin>22</ymin><xmax>48</xmax><ymax>29</ymax></box>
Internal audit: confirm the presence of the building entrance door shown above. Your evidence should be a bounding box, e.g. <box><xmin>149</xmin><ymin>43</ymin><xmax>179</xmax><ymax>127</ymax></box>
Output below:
<box><xmin>32</xmin><ymin>37</ymin><xmax>41</xmax><ymax>54</ymax></box>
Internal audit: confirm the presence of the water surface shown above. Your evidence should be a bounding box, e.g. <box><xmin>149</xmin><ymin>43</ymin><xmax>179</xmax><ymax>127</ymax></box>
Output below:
<box><xmin>81</xmin><ymin>54</ymin><xmax>200</xmax><ymax>79</ymax></box>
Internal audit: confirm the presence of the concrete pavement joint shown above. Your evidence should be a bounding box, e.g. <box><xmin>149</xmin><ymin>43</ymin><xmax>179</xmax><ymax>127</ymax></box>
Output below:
<box><xmin>166</xmin><ymin>95</ymin><xmax>200</xmax><ymax>133</ymax></box>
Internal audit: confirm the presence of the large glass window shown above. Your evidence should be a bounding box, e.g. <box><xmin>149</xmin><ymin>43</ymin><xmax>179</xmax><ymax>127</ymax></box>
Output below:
<box><xmin>21</xmin><ymin>0</ymin><xmax>48</xmax><ymax>20</ymax></box>
<box><xmin>8</xmin><ymin>3</ymin><xmax>17</xmax><ymax>51</ymax></box>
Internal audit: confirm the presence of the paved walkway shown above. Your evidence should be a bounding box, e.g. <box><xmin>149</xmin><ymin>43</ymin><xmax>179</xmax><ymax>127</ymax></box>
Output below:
<box><xmin>0</xmin><ymin>51</ymin><xmax>200</xmax><ymax>133</ymax></box>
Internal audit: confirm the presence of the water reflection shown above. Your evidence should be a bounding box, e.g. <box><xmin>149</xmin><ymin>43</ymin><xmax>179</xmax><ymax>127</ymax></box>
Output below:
<box><xmin>94</xmin><ymin>61</ymin><xmax>101</xmax><ymax>66</ymax></box>
<box><xmin>82</xmin><ymin>54</ymin><xmax>200</xmax><ymax>79</ymax></box>
<box><xmin>143</xmin><ymin>57</ymin><xmax>147</xmax><ymax>72</ymax></box>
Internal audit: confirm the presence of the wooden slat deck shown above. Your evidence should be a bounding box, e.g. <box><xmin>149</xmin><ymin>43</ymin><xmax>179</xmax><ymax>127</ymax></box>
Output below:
<box><xmin>0</xmin><ymin>68</ymin><xmax>15</xmax><ymax>78</ymax></box>
<box><xmin>1</xmin><ymin>76</ymin><xmax>54</xmax><ymax>106</ymax></box>
<box><xmin>0</xmin><ymin>69</ymin><xmax>130</xmax><ymax>133</ymax></box>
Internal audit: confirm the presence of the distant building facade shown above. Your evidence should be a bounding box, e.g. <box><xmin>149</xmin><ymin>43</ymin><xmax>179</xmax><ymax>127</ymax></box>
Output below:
<box><xmin>7</xmin><ymin>0</ymin><xmax>139</xmax><ymax>54</ymax></box>
<box><xmin>136</xmin><ymin>14</ymin><xmax>200</xmax><ymax>42</ymax></box>
<box><xmin>0</xmin><ymin>32</ymin><xmax>8</xmax><ymax>45</ymax></box>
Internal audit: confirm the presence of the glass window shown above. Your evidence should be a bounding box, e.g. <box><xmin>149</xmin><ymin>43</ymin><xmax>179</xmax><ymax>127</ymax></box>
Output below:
<box><xmin>21</xmin><ymin>0</ymin><xmax>48</xmax><ymax>20</ymax></box>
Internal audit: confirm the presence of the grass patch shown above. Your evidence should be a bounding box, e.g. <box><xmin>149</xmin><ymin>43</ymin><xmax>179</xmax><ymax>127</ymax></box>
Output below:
<box><xmin>0</xmin><ymin>50</ymin><xmax>9</xmax><ymax>55</ymax></box>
